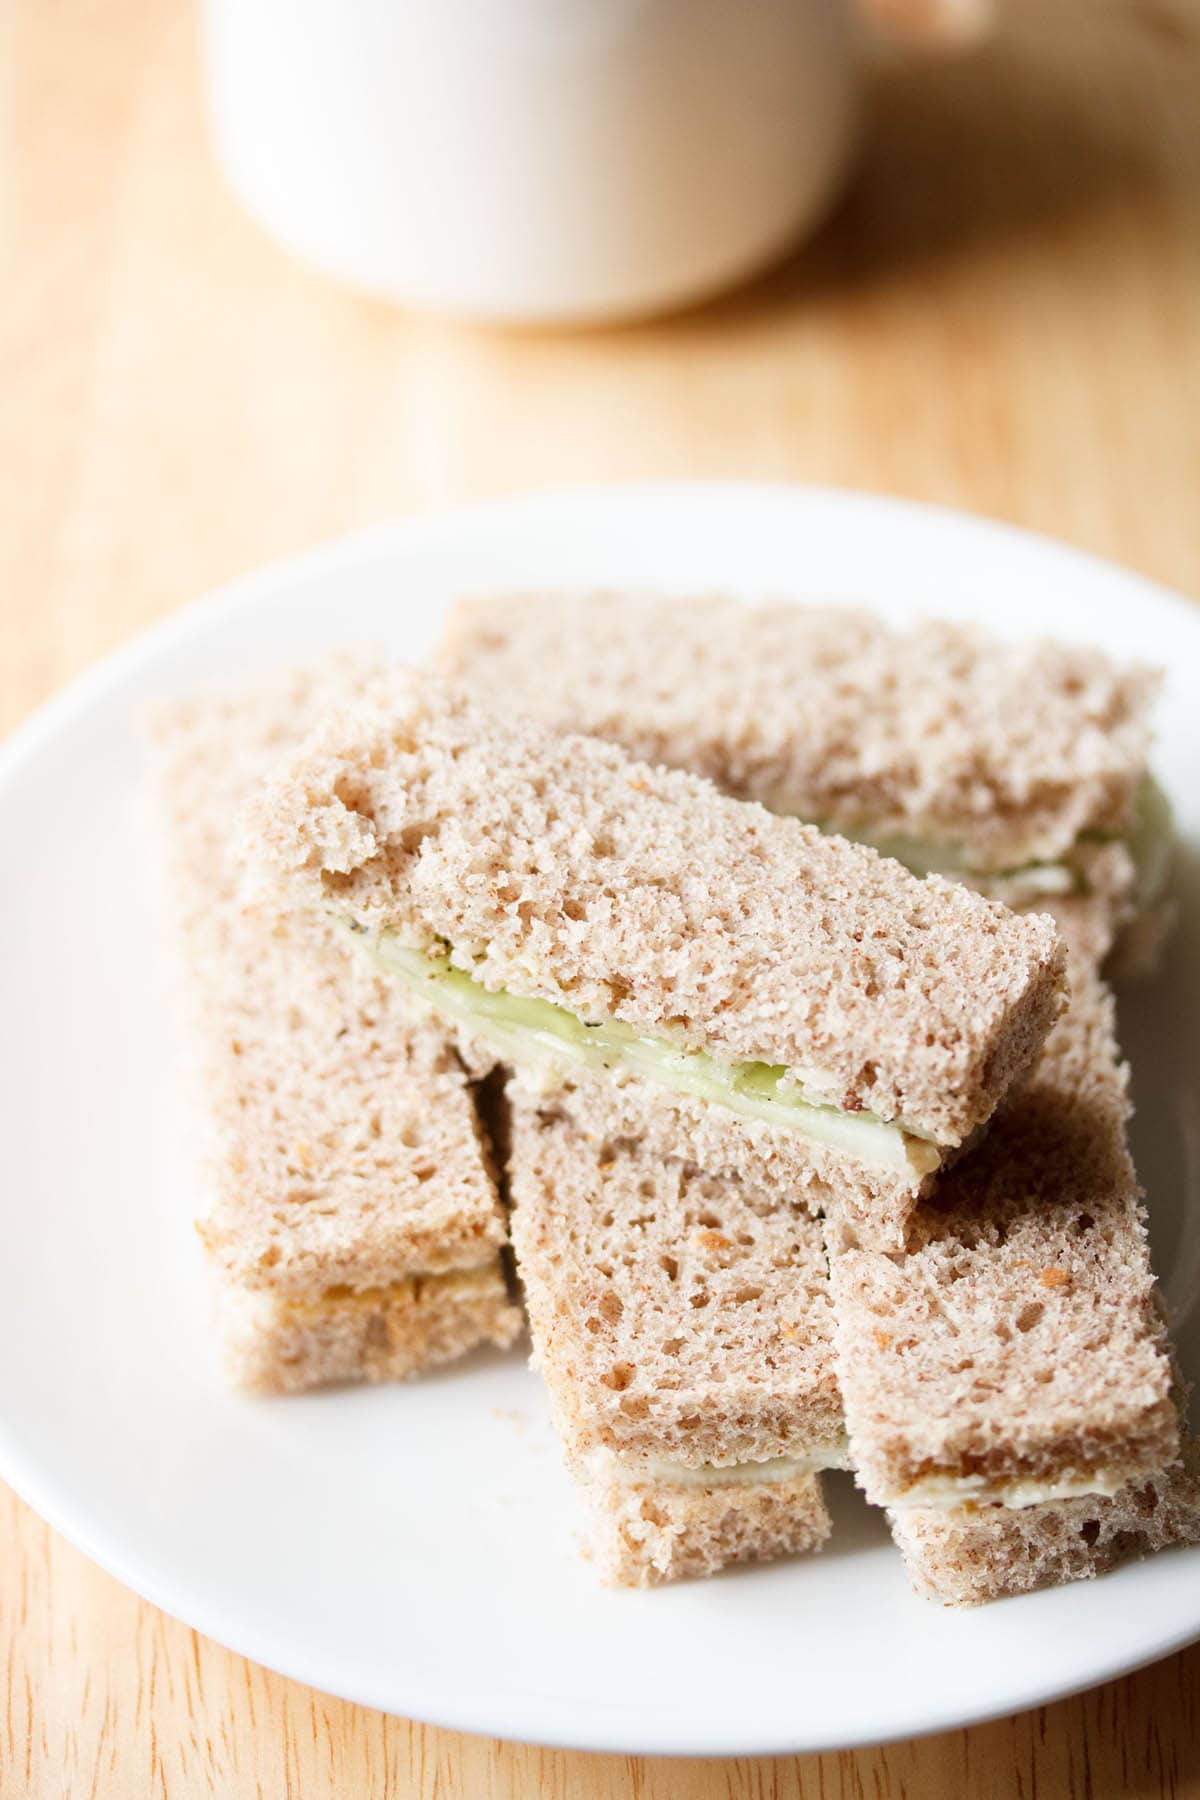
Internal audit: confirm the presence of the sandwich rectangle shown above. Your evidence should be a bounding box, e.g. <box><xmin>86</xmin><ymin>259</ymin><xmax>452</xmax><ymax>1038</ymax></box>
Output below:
<box><xmin>248</xmin><ymin>675</ymin><xmax>1067</xmax><ymax>1251</ymax></box>
<box><xmin>440</xmin><ymin>593</ymin><xmax>1169</xmax><ymax>964</ymax></box>
<box><xmin>507</xmin><ymin>1099</ymin><xmax>842</xmax><ymax>1585</ymax></box>
<box><xmin>826</xmin><ymin>940</ymin><xmax>1178</xmax><ymax>1517</ymax></box>
<box><xmin>889</xmin><ymin>1446</ymin><xmax>1200</xmax><ymax>1605</ymax></box>
<box><xmin>145</xmin><ymin>661</ymin><xmax>522</xmax><ymax>1392</ymax></box>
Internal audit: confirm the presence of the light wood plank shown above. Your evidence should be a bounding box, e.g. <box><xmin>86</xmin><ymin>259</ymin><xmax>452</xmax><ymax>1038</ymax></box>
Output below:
<box><xmin>3</xmin><ymin>0</ymin><xmax>1199</xmax><ymax>1794</ymax></box>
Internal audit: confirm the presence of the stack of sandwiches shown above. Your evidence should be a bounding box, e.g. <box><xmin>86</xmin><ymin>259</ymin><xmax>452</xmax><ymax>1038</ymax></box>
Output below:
<box><xmin>145</xmin><ymin>658</ymin><xmax>522</xmax><ymax>1393</ymax></box>
<box><xmin>146</xmin><ymin>593</ymin><xmax>1199</xmax><ymax>1605</ymax></box>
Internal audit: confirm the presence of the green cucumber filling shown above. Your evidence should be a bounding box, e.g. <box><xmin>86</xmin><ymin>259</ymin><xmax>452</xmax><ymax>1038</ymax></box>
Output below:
<box><xmin>339</xmin><ymin>926</ymin><xmax>941</xmax><ymax>1177</ymax></box>
<box><xmin>835</xmin><ymin>773</ymin><xmax>1172</xmax><ymax>901</ymax></box>
<box><xmin>1121</xmin><ymin>771</ymin><xmax>1174</xmax><ymax>908</ymax></box>
<box><xmin>331</xmin><ymin>783</ymin><xmax>1169</xmax><ymax>1178</ymax></box>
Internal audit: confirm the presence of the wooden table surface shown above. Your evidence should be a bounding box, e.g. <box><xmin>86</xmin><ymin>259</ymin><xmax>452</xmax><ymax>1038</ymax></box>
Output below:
<box><xmin>4</xmin><ymin>0</ymin><xmax>1200</xmax><ymax>1793</ymax></box>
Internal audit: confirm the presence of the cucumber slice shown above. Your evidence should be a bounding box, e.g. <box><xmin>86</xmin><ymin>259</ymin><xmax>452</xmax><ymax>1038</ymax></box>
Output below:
<box><xmin>344</xmin><ymin>928</ymin><xmax>940</xmax><ymax>1177</ymax></box>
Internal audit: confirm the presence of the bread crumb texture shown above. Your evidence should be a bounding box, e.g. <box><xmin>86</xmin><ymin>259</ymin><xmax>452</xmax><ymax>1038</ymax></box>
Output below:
<box><xmin>506</xmin><ymin>1061</ymin><xmax>934</xmax><ymax>1251</ymax></box>
<box><xmin>508</xmin><ymin>1100</ymin><xmax>842</xmax><ymax>1467</ymax></box>
<box><xmin>142</xmin><ymin>659</ymin><xmax>518</xmax><ymax>1354</ymax></box>
<box><xmin>583</xmin><ymin>1472</ymin><xmax>831</xmax><ymax>1587</ymax></box>
<box><xmin>440</xmin><ymin>593</ymin><xmax>1156</xmax><ymax>868</ymax></box>
<box><xmin>827</xmin><ymin>939</ymin><xmax>1177</xmax><ymax>1507</ymax></box>
<box><xmin>218</xmin><ymin>1265</ymin><xmax>522</xmax><ymax>1394</ymax></box>
<box><xmin>891</xmin><ymin>1446</ymin><xmax>1200</xmax><ymax>1604</ymax></box>
<box><xmin>249</xmin><ymin>673</ymin><xmax>1065</xmax><ymax>1148</ymax></box>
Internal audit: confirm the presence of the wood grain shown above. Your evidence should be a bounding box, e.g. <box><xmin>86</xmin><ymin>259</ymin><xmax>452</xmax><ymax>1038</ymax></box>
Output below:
<box><xmin>3</xmin><ymin>0</ymin><xmax>1200</xmax><ymax>1793</ymax></box>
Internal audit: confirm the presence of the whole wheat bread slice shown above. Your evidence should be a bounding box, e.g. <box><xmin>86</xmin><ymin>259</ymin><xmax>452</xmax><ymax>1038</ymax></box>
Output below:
<box><xmin>507</xmin><ymin>1097</ymin><xmax>842</xmax><ymax>1582</ymax></box>
<box><xmin>439</xmin><ymin>594</ymin><xmax>1162</xmax><ymax>957</ymax></box>
<box><xmin>440</xmin><ymin>593</ymin><xmax>1156</xmax><ymax>875</ymax></box>
<box><xmin>580</xmin><ymin>1471</ymin><xmax>831</xmax><ymax>1588</ymax></box>
<box><xmin>219</xmin><ymin>1266</ymin><xmax>517</xmax><ymax>1395</ymax></box>
<box><xmin>505</xmin><ymin>1061</ymin><xmax>938</xmax><ymax>1261</ymax></box>
<box><xmin>247</xmin><ymin>674</ymin><xmax>1066</xmax><ymax>1249</ymax></box>
<box><xmin>144</xmin><ymin>660</ymin><xmax>521</xmax><ymax>1392</ymax></box>
<box><xmin>889</xmin><ymin>1445</ymin><xmax>1200</xmax><ymax>1605</ymax></box>
<box><xmin>827</xmin><ymin>926</ymin><xmax>1177</xmax><ymax>1511</ymax></box>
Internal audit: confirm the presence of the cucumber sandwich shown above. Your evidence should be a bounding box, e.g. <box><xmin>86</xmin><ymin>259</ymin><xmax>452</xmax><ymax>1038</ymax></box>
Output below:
<box><xmin>440</xmin><ymin>593</ymin><xmax>1172</xmax><ymax>970</ymax></box>
<box><xmin>247</xmin><ymin>675</ymin><xmax>1067</xmax><ymax>1253</ymax></box>
<box><xmin>508</xmin><ymin>1098</ymin><xmax>845</xmax><ymax>1585</ymax></box>
<box><xmin>144</xmin><ymin>660</ymin><xmax>521</xmax><ymax>1393</ymax></box>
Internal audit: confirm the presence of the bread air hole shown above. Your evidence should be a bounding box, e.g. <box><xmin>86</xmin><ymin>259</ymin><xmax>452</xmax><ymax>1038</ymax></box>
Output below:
<box><xmin>601</xmin><ymin>1361</ymin><xmax>635</xmax><ymax>1391</ymax></box>
<box><xmin>1080</xmin><ymin>1519</ymin><xmax>1101</xmax><ymax>1547</ymax></box>
<box><xmin>396</xmin><ymin>820</ymin><xmax>434</xmax><ymax>852</ymax></box>
<box><xmin>331</xmin><ymin>775</ymin><xmax>374</xmax><ymax>819</ymax></box>
<box><xmin>1015</xmin><ymin>1302</ymin><xmax>1044</xmax><ymax>1333</ymax></box>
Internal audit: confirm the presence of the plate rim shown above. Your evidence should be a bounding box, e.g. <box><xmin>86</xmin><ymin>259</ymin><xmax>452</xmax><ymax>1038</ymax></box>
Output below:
<box><xmin>2</xmin><ymin>479</ymin><xmax>1199</xmax><ymax>1756</ymax></box>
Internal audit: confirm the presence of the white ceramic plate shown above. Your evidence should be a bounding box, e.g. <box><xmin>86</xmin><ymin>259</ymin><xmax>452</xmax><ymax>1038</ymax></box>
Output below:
<box><xmin>2</xmin><ymin>484</ymin><xmax>1198</xmax><ymax>1757</ymax></box>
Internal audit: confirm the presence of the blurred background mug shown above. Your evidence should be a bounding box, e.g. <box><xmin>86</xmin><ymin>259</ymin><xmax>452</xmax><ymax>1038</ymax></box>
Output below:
<box><xmin>204</xmin><ymin>0</ymin><xmax>989</xmax><ymax>326</ymax></box>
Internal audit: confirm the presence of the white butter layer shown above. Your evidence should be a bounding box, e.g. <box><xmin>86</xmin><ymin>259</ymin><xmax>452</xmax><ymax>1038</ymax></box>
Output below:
<box><xmin>580</xmin><ymin>1441</ymin><xmax>853</xmax><ymax>1491</ymax></box>
<box><xmin>889</xmin><ymin>1467</ymin><xmax>1129</xmax><ymax>1513</ymax></box>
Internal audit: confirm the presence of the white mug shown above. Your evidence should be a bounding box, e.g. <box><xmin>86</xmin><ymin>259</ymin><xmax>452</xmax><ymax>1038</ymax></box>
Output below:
<box><xmin>203</xmin><ymin>0</ymin><xmax>983</xmax><ymax>326</ymax></box>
